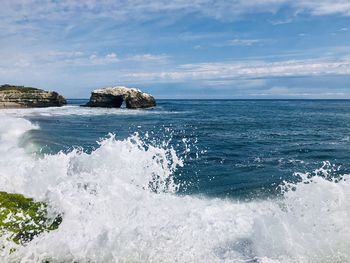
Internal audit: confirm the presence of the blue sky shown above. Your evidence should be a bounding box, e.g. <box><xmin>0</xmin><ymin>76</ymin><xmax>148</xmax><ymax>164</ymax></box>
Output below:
<box><xmin>1</xmin><ymin>0</ymin><xmax>350</xmax><ymax>98</ymax></box>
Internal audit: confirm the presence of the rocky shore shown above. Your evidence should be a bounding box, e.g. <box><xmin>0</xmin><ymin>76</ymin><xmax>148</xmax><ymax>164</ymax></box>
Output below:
<box><xmin>0</xmin><ymin>84</ymin><xmax>66</xmax><ymax>108</ymax></box>
<box><xmin>0</xmin><ymin>84</ymin><xmax>156</xmax><ymax>109</ymax></box>
<box><xmin>85</xmin><ymin>86</ymin><xmax>156</xmax><ymax>109</ymax></box>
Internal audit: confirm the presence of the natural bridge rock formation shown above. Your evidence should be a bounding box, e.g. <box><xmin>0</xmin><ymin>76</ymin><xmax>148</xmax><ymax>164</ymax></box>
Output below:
<box><xmin>85</xmin><ymin>86</ymin><xmax>156</xmax><ymax>109</ymax></box>
<box><xmin>0</xmin><ymin>84</ymin><xmax>66</xmax><ymax>108</ymax></box>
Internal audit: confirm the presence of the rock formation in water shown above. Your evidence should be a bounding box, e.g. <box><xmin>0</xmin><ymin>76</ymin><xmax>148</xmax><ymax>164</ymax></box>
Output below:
<box><xmin>85</xmin><ymin>86</ymin><xmax>156</xmax><ymax>109</ymax></box>
<box><xmin>0</xmin><ymin>84</ymin><xmax>66</xmax><ymax>108</ymax></box>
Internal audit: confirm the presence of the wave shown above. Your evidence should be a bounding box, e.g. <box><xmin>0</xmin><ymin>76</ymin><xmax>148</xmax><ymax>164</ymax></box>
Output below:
<box><xmin>0</xmin><ymin>105</ymin><xmax>188</xmax><ymax>118</ymax></box>
<box><xmin>0</xmin><ymin>114</ymin><xmax>349</xmax><ymax>262</ymax></box>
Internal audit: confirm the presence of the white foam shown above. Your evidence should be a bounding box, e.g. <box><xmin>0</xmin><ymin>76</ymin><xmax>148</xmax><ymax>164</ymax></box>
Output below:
<box><xmin>0</xmin><ymin>105</ymin><xmax>185</xmax><ymax>118</ymax></box>
<box><xmin>0</xmin><ymin>114</ymin><xmax>349</xmax><ymax>262</ymax></box>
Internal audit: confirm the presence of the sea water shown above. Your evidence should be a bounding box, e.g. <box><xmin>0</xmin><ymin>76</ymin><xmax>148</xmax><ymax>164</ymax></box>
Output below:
<box><xmin>0</xmin><ymin>100</ymin><xmax>349</xmax><ymax>262</ymax></box>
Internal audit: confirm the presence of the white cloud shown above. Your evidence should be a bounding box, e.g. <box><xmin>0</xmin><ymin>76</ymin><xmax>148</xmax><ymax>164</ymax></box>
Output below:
<box><xmin>121</xmin><ymin>58</ymin><xmax>350</xmax><ymax>82</ymax></box>
<box><xmin>47</xmin><ymin>51</ymin><xmax>84</xmax><ymax>58</ymax></box>
<box><xmin>2</xmin><ymin>47</ymin><xmax>350</xmax><ymax>84</ymax></box>
<box><xmin>0</xmin><ymin>49</ymin><xmax>119</xmax><ymax>68</ymax></box>
<box><xmin>74</xmin><ymin>52</ymin><xmax>119</xmax><ymax>65</ymax></box>
<box><xmin>250</xmin><ymin>86</ymin><xmax>346</xmax><ymax>97</ymax></box>
<box><xmin>1</xmin><ymin>0</ymin><xmax>350</xmax><ymax>27</ymax></box>
<box><xmin>127</xmin><ymin>54</ymin><xmax>169</xmax><ymax>62</ymax></box>
<box><xmin>226</xmin><ymin>39</ymin><xmax>260</xmax><ymax>46</ymax></box>
<box><xmin>106</xmin><ymin>53</ymin><xmax>117</xmax><ymax>59</ymax></box>
<box><xmin>269</xmin><ymin>18</ymin><xmax>294</xmax><ymax>25</ymax></box>
<box><xmin>302</xmin><ymin>2</ymin><xmax>350</xmax><ymax>16</ymax></box>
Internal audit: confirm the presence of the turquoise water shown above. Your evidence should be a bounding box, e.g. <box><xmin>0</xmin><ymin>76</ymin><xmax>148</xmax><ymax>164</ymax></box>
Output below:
<box><xmin>1</xmin><ymin>100</ymin><xmax>350</xmax><ymax>262</ymax></box>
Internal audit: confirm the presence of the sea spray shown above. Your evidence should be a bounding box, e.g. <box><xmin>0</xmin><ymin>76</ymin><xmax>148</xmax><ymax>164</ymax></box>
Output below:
<box><xmin>0</xmin><ymin>114</ymin><xmax>349</xmax><ymax>262</ymax></box>
<box><xmin>252</xmin><ymin>170</ymin><xmax>350</xmax><ymax>263</ymax></box>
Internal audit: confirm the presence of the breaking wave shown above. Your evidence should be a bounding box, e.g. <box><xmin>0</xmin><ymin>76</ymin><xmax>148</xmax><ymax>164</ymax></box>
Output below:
<box><xmin>0</xmin><ymin>114</ymin><xmax>349</xmax><ymax>262</ymax></box>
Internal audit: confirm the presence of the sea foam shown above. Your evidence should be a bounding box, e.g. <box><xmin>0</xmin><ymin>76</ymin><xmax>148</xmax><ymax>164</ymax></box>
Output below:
<box><xmin>0</xmin><ymin>114</ymin><xmax>349</xmax><ymax>262</ymax></box>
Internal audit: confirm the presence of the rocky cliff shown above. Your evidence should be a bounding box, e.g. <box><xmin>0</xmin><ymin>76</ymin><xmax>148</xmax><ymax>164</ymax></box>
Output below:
<box><xmin>0</xmin><ymin>84</ymin><xmax>66</xmax><ymax>108</ymax></box>
<box><xmin>85</xmin><ymin>86</ymin><xmax>156</xmax><ymax>109</ymax></box>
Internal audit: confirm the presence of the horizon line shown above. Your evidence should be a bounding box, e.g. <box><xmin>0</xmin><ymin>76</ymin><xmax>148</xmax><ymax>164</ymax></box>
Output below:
<box><xmin>66</xmin><ymin>98</ymin><xmax>350</xmax><ymax>101</ymax></box>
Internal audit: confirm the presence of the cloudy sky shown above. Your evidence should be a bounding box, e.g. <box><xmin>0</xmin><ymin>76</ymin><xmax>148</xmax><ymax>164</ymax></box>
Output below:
<box><xmin>1</xmin><ymin>0</ymin><xmax>350</xmax><ymax>98</ymax></box>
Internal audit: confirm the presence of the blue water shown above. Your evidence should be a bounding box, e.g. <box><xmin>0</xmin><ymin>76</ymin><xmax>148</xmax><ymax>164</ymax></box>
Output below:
<box><xmin>2</xmin><ymin>99</ymin><xmax>350</xmax><ymax>262</ymax></box>
<box><xmin>25</xmin><ymin>99</ymin><xmax>350</xmax><ymax>198</ymax></box>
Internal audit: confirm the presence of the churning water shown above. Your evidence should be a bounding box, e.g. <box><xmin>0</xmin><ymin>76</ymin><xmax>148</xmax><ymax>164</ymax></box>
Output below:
<box><xmin>0</xmin><ymin>100</ymin><xmax>349</xmax><ymax>262</ymax></box>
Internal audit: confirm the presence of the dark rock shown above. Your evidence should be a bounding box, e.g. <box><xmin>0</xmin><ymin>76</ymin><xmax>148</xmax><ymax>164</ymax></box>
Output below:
<box><xmin>85</xmin><ymin>93</ymin><xmax>123</xmax><ymax>108</ymax></box>
<box><xmin>0</xmin><ymin>84</ymin><xmax>66</xmax><ymax>108</ymax></box>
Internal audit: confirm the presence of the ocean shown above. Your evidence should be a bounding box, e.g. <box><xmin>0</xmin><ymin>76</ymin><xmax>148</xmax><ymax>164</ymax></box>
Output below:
<box><xmin>0</xmin><ymin>100</ymin><xmax>349</xmax><ymax>262</ymax></box>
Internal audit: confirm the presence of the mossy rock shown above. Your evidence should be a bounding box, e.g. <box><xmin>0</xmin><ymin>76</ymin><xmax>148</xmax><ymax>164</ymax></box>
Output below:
<box><xmin>0</xmin><ymin>191</ymin><xmax>62</xmax><ymax>245</ymax></box>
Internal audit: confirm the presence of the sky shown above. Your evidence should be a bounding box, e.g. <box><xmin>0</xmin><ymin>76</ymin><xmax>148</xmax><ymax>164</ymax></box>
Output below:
<box><xmin>1</xmin><ymin>0</ymin><xmax>350</xmax><ymax>99</ymax></box>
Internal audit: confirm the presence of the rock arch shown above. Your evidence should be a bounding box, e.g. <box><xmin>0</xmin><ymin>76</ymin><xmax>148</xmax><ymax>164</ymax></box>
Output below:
<box><xmin>85</xmin><ymin>86</ymin><xmax>156</xmax><ymax>109</ymax></box>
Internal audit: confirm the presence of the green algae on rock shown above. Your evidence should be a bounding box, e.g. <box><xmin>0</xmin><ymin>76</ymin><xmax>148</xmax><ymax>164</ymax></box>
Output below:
<box><xmin>0</xmin><ymin>191</ymin><xmax>62</xmax><ymax>244</ymax></box>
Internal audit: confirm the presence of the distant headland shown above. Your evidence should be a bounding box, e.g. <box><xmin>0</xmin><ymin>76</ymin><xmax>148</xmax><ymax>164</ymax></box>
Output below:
<box><xmin>0</xmin><ymin>84</ymin><xmax>156</xmax><ymax>109</ymax></box>
<box><xmin>0</xmin><ymin>84</ymin><xmax>66</xmax><ymax>108</ymax></box>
